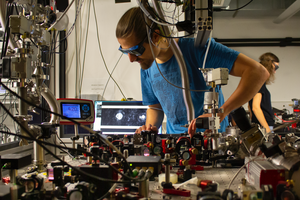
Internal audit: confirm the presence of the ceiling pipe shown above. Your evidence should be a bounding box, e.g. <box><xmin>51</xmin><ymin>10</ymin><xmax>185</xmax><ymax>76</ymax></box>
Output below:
<box><xmin>273</xmin><ymin>0</ymin><xmax>300</xmax><ymax>23</ymax></box>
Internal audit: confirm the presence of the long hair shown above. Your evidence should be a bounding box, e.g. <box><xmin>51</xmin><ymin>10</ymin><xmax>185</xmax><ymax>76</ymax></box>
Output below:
<box><xmin>259</xmin><ymin>52</ymin><xmax>279</xmax><ymax>84</ymax></box>
<box><xmin>116</xmin><ymin>5</ymin><xmax>158</xmax><ymax>43</ymax></box>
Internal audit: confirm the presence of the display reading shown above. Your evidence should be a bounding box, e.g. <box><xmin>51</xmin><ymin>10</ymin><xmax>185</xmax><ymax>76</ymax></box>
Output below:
<box><xmin>62</xmin><ymin>104</ymin><xmax>81</xmax><ymax>118</ymax></box>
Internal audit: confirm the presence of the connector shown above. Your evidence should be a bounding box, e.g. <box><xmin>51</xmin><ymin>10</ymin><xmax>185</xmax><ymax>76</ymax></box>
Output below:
<box><xmin>137</xmin><ymin>168</ymin><xmax>146</xmax><ymax>179</ymax></box>
<box><xmin>176</xmin><ymin>20</ymin><xmax>195</xmax><ymax>35</ymax></box>
<box><xmin>145</xmin><ymin>167</ymin><xmax>154</xmax><ymax>179</ymax></box>
<box><xmin>132</xmin><ymin>169</ymin><xmax>139</xmax><ymax>177</ymax></box>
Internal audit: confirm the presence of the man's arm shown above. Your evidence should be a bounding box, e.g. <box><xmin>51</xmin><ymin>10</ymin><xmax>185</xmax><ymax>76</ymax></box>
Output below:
<box><xmin>188</xmin><ymin>53</ymin><xmax>269</xmax><ymax>136</ymax></box>
<box><xmin>135</xmin><ymin>103</ymin><xmax>164</xmax><ymax>133</ymax></box>
<box><xmin>219</xmin><ymin>53</ymin><xmax>269</xmax><ymax>121</ymax></box>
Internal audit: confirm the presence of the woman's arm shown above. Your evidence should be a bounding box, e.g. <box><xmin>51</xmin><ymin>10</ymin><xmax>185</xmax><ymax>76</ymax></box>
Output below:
<box><xmin>252</xmin><ymin>93</ymin><xmax>271</xmax><ymax>133</ymax></box>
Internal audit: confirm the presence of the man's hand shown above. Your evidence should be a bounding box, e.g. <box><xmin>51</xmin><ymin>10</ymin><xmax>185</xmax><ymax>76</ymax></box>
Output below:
<box><xmin>188</xmin><ymin>114</ymin><xmax>211</xmax><ymax>138</ymax></box>
<box><xmin>188</xmin><ymin>112</ymin><xmax>227</xmax><ymax>138</ymax></box>
<box><xmin>135</xmin><ymin>124</ymin><xmax>158</xmax><ymax>134</ymax></box>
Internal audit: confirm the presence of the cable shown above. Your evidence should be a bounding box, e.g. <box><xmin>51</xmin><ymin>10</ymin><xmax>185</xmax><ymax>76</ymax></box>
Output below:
<box><xmin>30</xmin><ymin>38</ymin><xmax>38</xmax><ymax>48</ymax></box>
<box><xmin>101</xmin><ymin>53</ymin><xmax>123</xmax><ymax>100</ymax></box>
<box><xmin>227</xmin><ymin>155</ymin><xmax>262</xmax><ymax>189</ymax></box>
<box><xmin>145</xmin><ymin>21</ymin><xmax>208</xmax><ymax>92</ymax></box>
<box><xmin>274</xmin><ymin>113</ymin><xmax>294</xmax><ymax>123</ymax></box>
<box><xmin>0</xmin><ymin>102</ymin><xmax>130</xmax><ymax>183</ymax></box>
<box><xmin>0</xmin><ymin>129</ymin><xmax>142</xmax><ymax>183</ymax></box>
<box><xmin>202</xmin><ymin>31</ymin><xmax>212</xmax><ymax>69</ymax></box>
<box><xmin>149</xmin><ymin>29</ymin><xmax>172</xmax><ymax>50</ymax></box>
<box><xmin>220</xmin><ymin>0</ymin><xmax>253</xmax><ymax>12</ymax></box>
<box><xmin>137</xmin><ymin>0</ymin><xmax>176</xmax><ymax>26</ymax></box>
<box><xmin>79</xmin><ymin>0</ymin><xmax>92</xmax><ymax>96</ymax></box>
<box><xmin>55</xmin><ymin>132</ymin><xmax>74</xmax><ymax>158</ymax></box>
<box><xmin>44</xmin><ymin>32</ymin><xmax>68</xmax><ymax>54</ymax></box>
<box><xmin>145</xmin><ymin>0</ymin><xmax>176</xmax><ymax>25</ymax></box>
<box><xmin>0</xmin><ymin>81</ymin><xmax>133</xmax><ymax>175</ymax></box>
<box><xmin>92</xmin><ymin>0</ymin><xmax>127</xmax><ymax>100</ymax></box>
<box><xmin>41</xmin><ymin>0</ymin><xmax>85</xmax><ymax>54</ymax></box>
<box><xmin>49</xmin><ymin>31</ymin><xmax>59</xmax><ymax>66</ymax></box>
<box><xmin>47</xmin><ymin>0</ymin><xmax>75</xmax><ymax>31</ymax></box>
<box><xmin>266</xmin><ymin>118</ymin><xmax>300</xmax><ymax>135</ymax></box>
<box><xmin>97</xmin><ymin>183</ymin><xmax>117</xmax><ymax>200</ymax></box>
<box><xmin>141</xmin><ymin>10</ymin><xmax>194</xmax><ymax>39</ymax></box>
<box><xmin>1</xmin><ymin>97</ymin><xmax>17</xmax><ymax>124</ymax></box>
<box><xmin>75</xmin><ymin>0</ymin><xmax>80</xmax><ymax>98</ymax></box>
<box><xmin>1</xmin><ymin>3</ymin><xmax>14</xmax><ymax>59</ymax></box>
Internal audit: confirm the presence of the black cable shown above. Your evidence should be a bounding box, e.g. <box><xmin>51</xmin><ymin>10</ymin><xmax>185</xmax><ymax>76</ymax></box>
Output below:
<box><xmin>54</xmin><ymin>132</ymin><xmax>74</xmax><ymax>158</ymax></box>
<box><xmin>220</xmin><ymin>0</ymin><xmax>253</xmax><ymax>11</ymax></box>
<box><xmin>0</xmin><ymin>81</ymin><xmax>86</xmax><ymax>125</ymax></box>
<box><xmin>55</xmin><ymin>132</ymin><xmax>67</xmax><ymax>148</ymax></box>
<box><xmin>0</xmin><ymin>102</ymin><xmax>128</xmax><ymax>183</ymax></box>
<box><xmin>1</xmin><ymin>4</ymin><xmax>13</xmax><ymax>59</ymax></box>
<box><xmin>30</xmin><ymin>38</ymin><xmax>38</xmax><ymax>48</ymax></box>
<box><xmin>3</xmin><ymin>3</ymin><xmax>14</xmax><ymax>57</ymax></box>
<box><xmin>43</xmin><ymin>0</ymin><xmax>85</xmax><ymax>54</ymax></box>
<box><xmin>42</xmin><ymin>35</ymin><xmax>67</xmax><ymax>55</ymax></box>
<box><xmin>0</xmin><ymin>5</ymin><xmax>9</xmax><ymax>58</ymax></box>
<box><xmin>0</xmin><ymin>129</ymin><xmax>143</xmax><ymax>183</ymax></box>
<box><xmin>0</xmin><ymin>81</ymin><xmax>134</xmax><ymax>176</ymax></box>
<box><xmin>140</xmin><ymin>2</ymin><xmax>195</xmax><ymax>38</ymax></box>
<box><xmin>15</xmin><ymin>3</ymin><xmax>19</xmax><ymax>14</ymax></box>
<box><xmin>0</xmin><ymin>126</ymin><xmax>143</xmax><ymax>184</ymax></box>
<box><xmin>142</xmin><ymin>12</ymin><xmax>194</xmax><ymax>39</ymax></box>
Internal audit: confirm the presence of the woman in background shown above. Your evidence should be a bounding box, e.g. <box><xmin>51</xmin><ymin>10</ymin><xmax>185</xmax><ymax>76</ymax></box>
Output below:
<box><xmin>249</xmin><ymin>52</ymin><xmax>279</xmax><ymax>133</ymax></box>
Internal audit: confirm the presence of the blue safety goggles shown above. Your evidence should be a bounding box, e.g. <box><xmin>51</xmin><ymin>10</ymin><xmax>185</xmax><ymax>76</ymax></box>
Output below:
<box><xmin>272</xmin><ymin>61</ymin><xmax>279</xmax><ymax>71</ymax></box>
<box><xmin>118</xmin><ymin>36</ymin><xmax>147</xmax><ymax>56</ymax></box>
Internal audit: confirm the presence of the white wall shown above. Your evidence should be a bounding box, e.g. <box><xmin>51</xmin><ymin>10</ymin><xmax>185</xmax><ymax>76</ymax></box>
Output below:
<box><xmin>65</xmin><ymin>0</ymin><xmax>141</xmax><ymax>101</ymax></box>
<box><xmin>64</xmin><ymin>1</ymin><xmax>300</xmax><ymax>112</ymax></box>
<box><xmin>213</xmin><ymin>14</ymin><xmax>300</xmax><ymax>112</ymax></box>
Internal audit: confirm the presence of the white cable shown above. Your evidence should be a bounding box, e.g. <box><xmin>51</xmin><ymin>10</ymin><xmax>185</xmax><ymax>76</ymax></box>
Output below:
<box><xmin>77</xmin><ymin>0</ymin><xmax>89</xmax><ymax>96</ymax></box>
<box><xmin>100</xmin><ymin>54</ymin><xmax>123</xmax><ymax>101</ymax></box>
<box><xmin>202</xmin><ymin>31</ymin><xmax>213</xmax><ymax>69</ymax></box>
<box><xmin>48</xmin><ymin>0</ymin><xmax>75</xmax><ymax>31</ymax></box>
<box><xmin>79</xmin><ymin>0</ymin><xmax>92</xmax><ymax>96</ymax></box>
<box><xmin>92</xmin><ymin>0</ymin><xmax>126</xmax><ymax>100</ymax></box>
<box><xmin>136</xmin><ymin>0</ymin><xmax>176</xmax><ymax>26</ymax></box>
<box><xmin>227</xmin><ymin>155</ymin><xmax>262</xmax><ymax>189</ymax></box>
<box><xmin>109</xmin><ymin>183</ymin><xmax>117</xmax><ymax>193</ymax></box>
<box><xmin>75</xmin><ymin>0</ymin><xmax>81</xmax><ymax>98</ymax></box>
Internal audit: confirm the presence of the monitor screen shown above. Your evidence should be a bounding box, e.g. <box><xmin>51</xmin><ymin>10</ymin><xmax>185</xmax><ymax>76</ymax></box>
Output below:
<box><xmin>93</xmin><ymin>101</ymin><xmax>148</xmax><ymax>135</ymax></box>
<box><xmin>61</xmin><ymin>103</ymin><xmax>81</xmax><ymax>118</ymax></box>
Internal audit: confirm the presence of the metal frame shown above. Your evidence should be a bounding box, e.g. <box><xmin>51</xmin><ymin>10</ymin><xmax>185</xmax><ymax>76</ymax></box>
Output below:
<box><xmin>215</xmin><ymin>37</ymin><xmax>300</xmax><ymax>47</ymax></box>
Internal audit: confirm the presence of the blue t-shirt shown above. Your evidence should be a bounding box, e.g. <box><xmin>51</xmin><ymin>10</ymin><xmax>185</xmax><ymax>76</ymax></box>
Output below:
<box><xmin>140</xmin><ymin>38</ymin><xmax>239</xmax><ymax>134</ymax></box>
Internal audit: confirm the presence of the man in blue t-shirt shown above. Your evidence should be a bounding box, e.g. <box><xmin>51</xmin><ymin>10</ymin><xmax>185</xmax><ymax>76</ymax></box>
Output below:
<box><xmin>116</xmin><ymin>6</ymin><xmax>269</xmax><ymax>137</ymax></box>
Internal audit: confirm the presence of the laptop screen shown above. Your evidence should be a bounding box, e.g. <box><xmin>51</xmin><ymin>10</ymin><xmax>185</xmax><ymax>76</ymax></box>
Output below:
<box><xmin>93</xmin><ymin>101</ymin><xmax>148</xmax><ymax>134</ymax></box>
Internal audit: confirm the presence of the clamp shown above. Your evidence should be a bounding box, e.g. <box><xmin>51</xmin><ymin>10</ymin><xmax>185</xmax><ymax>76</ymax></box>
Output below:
<box><xmin>162</xmin><ymin>153</ymin><xmax>191</xmax><ymax>197</ymax></box>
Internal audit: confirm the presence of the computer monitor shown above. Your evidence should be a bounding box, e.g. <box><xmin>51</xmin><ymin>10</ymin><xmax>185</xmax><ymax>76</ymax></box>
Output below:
<box><xmin>93</xmin><ymin>101</ymin><xmax>148</xmax><ymax>135</ymax></box>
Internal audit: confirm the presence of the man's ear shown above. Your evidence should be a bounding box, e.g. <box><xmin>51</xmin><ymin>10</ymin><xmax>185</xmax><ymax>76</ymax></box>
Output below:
<box><xmin>151</xmin><ymin>29</ymin><xmax>161</xmax><ymax>43</ymax></box>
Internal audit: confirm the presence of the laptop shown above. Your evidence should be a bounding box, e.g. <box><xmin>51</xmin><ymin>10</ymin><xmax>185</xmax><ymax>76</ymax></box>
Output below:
<box><xmin>93</xmin><ymin>101</ymin><xmax>149</xmax><ymax>135</ymax></box>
